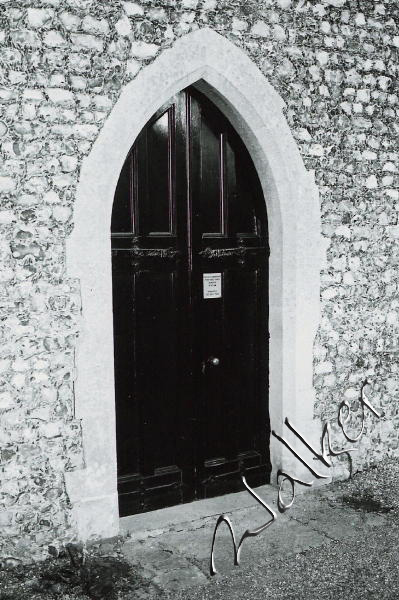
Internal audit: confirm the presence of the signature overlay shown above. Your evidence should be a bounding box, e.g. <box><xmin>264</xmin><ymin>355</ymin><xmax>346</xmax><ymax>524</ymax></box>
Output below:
<box><xmin>209</xmin><ymin>379</ymin><xmax>381</xmax><ymax>575</ymax></box>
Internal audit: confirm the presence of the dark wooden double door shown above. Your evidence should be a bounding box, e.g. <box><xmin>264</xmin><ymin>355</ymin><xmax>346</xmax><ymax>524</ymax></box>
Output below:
<box><xmin>111</xmin><ymin>86</ymin><xmax>270</xmax><ymax>517</ymax></box>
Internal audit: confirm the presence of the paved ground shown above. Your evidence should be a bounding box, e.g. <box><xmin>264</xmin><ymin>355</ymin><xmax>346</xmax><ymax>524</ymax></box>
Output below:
<box><xmin>118</xmin><ymin>459</ymin><xmax>399</xmax><ymax>599</ymax></box>
<box><xmin>1</xmin><ymin>459</ymin><xmax>398</xmax><ymax>599</ymax></box>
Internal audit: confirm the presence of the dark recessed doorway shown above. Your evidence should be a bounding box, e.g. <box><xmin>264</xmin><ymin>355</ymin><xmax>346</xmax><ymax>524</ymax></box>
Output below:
<box><xmin>111</xmin><ymin>85</ymin><xmax>271</xmax><ymax>517</ymax></box>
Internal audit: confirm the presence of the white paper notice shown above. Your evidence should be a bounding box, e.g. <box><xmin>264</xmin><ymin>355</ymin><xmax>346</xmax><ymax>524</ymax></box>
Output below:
<box><xmin>203</xmin><ymin>273</ymin><xmax>222</xmax><ymax>299</ymax></box>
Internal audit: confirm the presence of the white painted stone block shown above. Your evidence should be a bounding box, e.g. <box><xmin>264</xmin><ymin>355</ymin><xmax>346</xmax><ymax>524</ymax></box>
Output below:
<box><xmin>0</xmin><ymin>176</ymin><xmax>16</xmax><ymax>193</ymax></box>
<box><xmin>122</xmin><ymin>1</ymin><xmax>144</xmax><ymax>16</ymax></box>
<box><xmin>130</xmin><ymin>41</ymin><xmax>159</xmax><ymax>59</ymax></box>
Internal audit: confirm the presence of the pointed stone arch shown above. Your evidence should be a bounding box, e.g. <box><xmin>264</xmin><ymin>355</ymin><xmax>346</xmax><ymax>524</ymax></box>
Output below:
<box><xmin>65</xmin><ymin>27</ymin><xmax>322</xmax><ymax>541</ymax></box>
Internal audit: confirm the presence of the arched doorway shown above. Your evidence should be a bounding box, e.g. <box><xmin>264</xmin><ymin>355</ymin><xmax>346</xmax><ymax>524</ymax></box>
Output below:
<box><xmin>66</xmin><ymin>28</ymin><xmax>321</xmax><ymax>542</ymax></box>
<box><xmin>111</xmin><ymin>87</ymin><xmax>271</xmax><ymax>516</ymax></box>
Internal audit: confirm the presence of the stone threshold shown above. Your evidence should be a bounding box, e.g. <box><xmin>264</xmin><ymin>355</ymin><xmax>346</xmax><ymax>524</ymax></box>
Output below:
<box><xmin>119</xmin><ymin>474</ymin><xmax>333</xmax><ymax>541</ymax></box>
<box><xmin>120</xmin><ymin>483</ymin><xmax>278</xmax><ymax>541</ymax></box>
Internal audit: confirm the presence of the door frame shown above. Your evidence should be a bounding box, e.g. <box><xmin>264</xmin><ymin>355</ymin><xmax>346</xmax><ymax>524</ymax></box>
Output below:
<box><xmin>66</xmin><ymin>28</ymin><xmax>323</xmax><ymax>542</ymax></box>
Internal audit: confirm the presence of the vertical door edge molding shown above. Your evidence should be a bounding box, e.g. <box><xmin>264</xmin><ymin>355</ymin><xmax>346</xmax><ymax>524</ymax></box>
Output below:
<box><xmin>66</xmin><ymin>27</ymin><xmax>322</xmax><ymax>541</ymax></box>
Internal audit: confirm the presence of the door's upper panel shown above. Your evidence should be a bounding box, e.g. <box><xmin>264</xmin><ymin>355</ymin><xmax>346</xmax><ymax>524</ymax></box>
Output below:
<box><xmin>189</xmin><ymin>88</ymin><xmax>266</xmax><ymax>245</ymax></box>
<box><xmin>136</xmin><ymin>107</ymin><xmax>175</xmax><ymax>236</ymax></box>
<box><xmin>111</xmin><ymin>87</ymin><xmax>267</xmax><ymax>250</ymax></box>
<box><xmin>199</xmin><ymin>116</ymin><xmax>223</xmax><ymax>235</ymax></box>
<box><xmin>111</xmin><ymin>151</ymin><xmax>133</xmax><ymax>234</ymax></box>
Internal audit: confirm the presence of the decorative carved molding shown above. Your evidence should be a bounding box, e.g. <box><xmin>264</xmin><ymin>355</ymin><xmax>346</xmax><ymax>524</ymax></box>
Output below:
<box><xmin>199</xmin><ymin>247</ymin><xmax>264</xmax><ymax>259</ymax></box>
<box><xmin>130</xmin><ymin>247</ymin><xmax>180</xmax><ymax>259</ymax></box>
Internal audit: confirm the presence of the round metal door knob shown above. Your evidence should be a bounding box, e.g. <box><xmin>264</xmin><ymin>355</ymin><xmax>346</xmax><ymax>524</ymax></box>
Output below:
<box><xmin>209</xmin><ymin>357</ymin><xmax>220</xmax><ymax>366</ymax></box>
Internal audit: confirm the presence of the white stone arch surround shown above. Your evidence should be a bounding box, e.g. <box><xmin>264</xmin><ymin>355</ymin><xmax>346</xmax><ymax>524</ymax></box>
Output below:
<box><xmin>65</xmin><ymin>27</ymin><xmax>322</xmax><ymax>541</ymax></box>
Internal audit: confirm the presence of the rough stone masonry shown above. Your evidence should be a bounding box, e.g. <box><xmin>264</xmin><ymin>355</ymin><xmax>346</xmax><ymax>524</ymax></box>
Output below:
<box><xmin>0</xmin><ymin>0</ymin><xmax>398</xmax><ymax>563</ymax></box>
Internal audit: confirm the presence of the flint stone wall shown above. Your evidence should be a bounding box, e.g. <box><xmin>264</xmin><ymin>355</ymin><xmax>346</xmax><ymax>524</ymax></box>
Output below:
<box><xmin>0</xmin><ymin>0</ymin><xmax>398</xmax><ymax>562</ymax></box>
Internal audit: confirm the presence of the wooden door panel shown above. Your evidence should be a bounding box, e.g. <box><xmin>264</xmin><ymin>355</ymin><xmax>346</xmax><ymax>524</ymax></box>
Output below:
<box><xmin>225</xmin><ymin>267</ymin><xmax>265</xmax><ymax>454</ymax></box>
<box><xmin>134</xmin><ymin>268</ymin><xmax>180</xmax><ymax>473</ymax></box>
<box><xmin>197</xmin><ymin>260</ymin><xmax>269</xmax><ymax>496</ymax></box>
<box><xmin>112</xmin><ymin>255</ymin><xmax>183</xmax><ymax>476</ymax></box>
<box><xmin>112</xmin><ymin>252</ymin><xmax>139</xmax><ymax>477</ymax></box>
<box><xmin>198</xmin><ymin>274</ymin><xmax>230</xmax><ymax>463</ymax></box>
<box><xmin>200</xmin><ymin>119</ymin><xmax>223</xmax><ymax>234</ymax></box>
<box><xmin>111</xmin><ymin>153</ymin><xmax>133</xmax><ymax>234</ymax></box>
<box><xmin>136</xmin><ymin>108</ymin><xmax>175</xmax><ymax>235</ymax></box>
<box><xmin>226</xmin><ymin>137</ymin><xmax>259</xmax><ymax>236</ymax></box>
<box><xmin>114</xmin><ymin>256</ymin><xmax>186</xmax><ymax>515</ymax></box>
<box><xmin>118</xmin><ymin>467</ymin><xmax>183</xmax><ymax>516</ymax></box>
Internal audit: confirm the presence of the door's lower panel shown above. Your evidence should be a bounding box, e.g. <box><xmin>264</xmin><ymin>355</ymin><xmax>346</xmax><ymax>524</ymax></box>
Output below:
<box><xmin>118</xmin><ymin>467</ymin><xmax>184</xmax><ymax>517</ymax></box>
<box><xmin>200</xmin><ymin>452</ymin><xmax>271</xmax><ymax>499</ymax></box>
<box><xmin>118</xmin><ymin>455</ymin><xmax>272</xmax><ymax>516</ymax></box>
